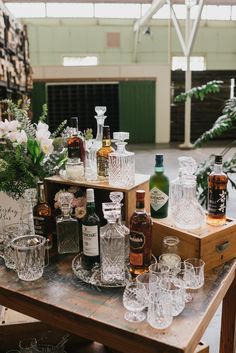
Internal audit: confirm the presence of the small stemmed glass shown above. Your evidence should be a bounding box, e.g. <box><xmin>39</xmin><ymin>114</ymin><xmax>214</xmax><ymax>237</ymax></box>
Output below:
<box><xmin>123</xmin><ymin>282</ymin><xmax>146</xmax><ymax>322</ymax></box>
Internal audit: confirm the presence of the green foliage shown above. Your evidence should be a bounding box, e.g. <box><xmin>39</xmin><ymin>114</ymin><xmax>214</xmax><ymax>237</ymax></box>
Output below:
<box><xmin>84</xmin><ymin>128</ymin><xmax>93</xmax><ymax>140</ymax></box>
<box><xmin>175</xmin><ymin>80</ymin><xmax>223</xmax><ymax>103</ymax></box>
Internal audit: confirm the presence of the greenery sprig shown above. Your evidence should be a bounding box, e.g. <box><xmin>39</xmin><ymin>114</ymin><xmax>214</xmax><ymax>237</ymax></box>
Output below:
<box><xmin>175</xmin><ymin>80</ymin><xmax>223</xmax><ymax>103</ymax></box>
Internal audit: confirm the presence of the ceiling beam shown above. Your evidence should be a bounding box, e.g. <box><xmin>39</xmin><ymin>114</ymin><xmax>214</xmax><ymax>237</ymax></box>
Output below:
<box><xmin>133</xmin><ymin>0</ymin><xmax>166</xmax><ymax>32</ymax></box>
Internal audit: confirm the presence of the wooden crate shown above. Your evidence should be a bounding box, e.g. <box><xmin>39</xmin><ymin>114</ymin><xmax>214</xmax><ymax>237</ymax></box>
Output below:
<box><xmin>44</xmin><ymin>174</ymin><xmax>149</xmax><ymax>227</ymax></box>
<box><xmin>152</xmin><ymin>216</ymin><xmax>236</xmax><ymax>271</ymax></box>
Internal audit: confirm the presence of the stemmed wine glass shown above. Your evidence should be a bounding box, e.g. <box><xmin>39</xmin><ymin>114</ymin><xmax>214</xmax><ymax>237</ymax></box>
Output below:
<box><xmin>123</xmin><ymin>282</ymin><xmax>146</xmax><ymax>322</ymax></box>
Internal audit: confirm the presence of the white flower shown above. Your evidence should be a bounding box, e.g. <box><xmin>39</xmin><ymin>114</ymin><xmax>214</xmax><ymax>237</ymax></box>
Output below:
<box><xmin>7</xmin><ymin>130</ymin><xmax>28</xmax><ymax>144</ymax></box>
<box><xmin>8</xmin><ymin>120</ymin><xmax>20</xmax><ymax>132</ymax></box>
<box><xmin>36</xmin><ymin>122</ymin><xmax>51</xmax><ymax>142</ymax></box>
<box><xmin>39</xmin><ymin>137</ymin><xmax>54</xmax><ymax>156</ymax></box>
<box><xmin>0</xmin><ymin>119</ymin><xmax>20</xmax><ymax>136</ymax></box>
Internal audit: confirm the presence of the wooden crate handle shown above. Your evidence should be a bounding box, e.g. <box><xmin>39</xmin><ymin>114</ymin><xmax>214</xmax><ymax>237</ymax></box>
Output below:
<box><xmin>216</xmin><ymin>241</ymin><xmax>230</xmax><ymax>253</ymax></box>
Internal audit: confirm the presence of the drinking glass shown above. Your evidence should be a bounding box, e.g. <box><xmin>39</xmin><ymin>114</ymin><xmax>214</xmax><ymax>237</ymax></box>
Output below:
<box><xmin>159</xmin><ymin>276</ymin><xmax>185</xmax><ymax>316</ymax></box>
<box><xmin>19</xmin><ymin>338</ymin><xmax>37</xmax><ymax>353</ymax></box>
<box><xmin>147</xmin><ymin>292</ymin><xmax>173</xmax><ymax>329</ymax></box>
<box><xmin>173</xmin><ymin>261</ymin><xmax>195</xmax><ymax>302</ymax></box>
<box><xmin>159</xmin><ymin>253</ymin><xmax>181</xmax><ymax>270</ymax></box>
<box><xmin>136</xmin><ymin>272</ymin><xmax>159</xmax><ymax>306</ymax></box>
<box><xmin>122</xmin><ymin>282</ymin><xmax>146</xmax><ymax>322</ymax></box>
<box><xmin>2</xmin><ymin>223</ymin><xmax>30</xmax><ymax>269</ymax></box>
<box><xmin>184</xmin><ymin>258</ymin><xmax>205</xmax><ymax>289</ymax></box>
<box><xmin>149</xmin><ymin>263</ymin><xmax>170</xmax><ymax>279</ymax></box>
<box><xmin>11</xmin><ymin>235</ymin><xmax>49</xmax><ymax>281</ymax></box>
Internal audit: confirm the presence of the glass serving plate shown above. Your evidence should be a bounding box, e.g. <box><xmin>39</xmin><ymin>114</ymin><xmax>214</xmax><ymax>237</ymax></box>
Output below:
<box><xmin>72</xmin><ymin>253</ymin><xmax>157</xmax><ymax>288</ymax></box>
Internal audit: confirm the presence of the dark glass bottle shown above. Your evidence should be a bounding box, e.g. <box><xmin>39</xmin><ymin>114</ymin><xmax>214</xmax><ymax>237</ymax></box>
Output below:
<box><xmin>67</xmin><ymin>117</ymin><xmax>85</xmax><ymax>162</ymax></box>
<box><xmin>33</xmin><ymin>181</ymin><xmax>52</xmax><ymax>247</ymax></box>
<box><xmin>207</xmin><ymin>155</ymin><xmax>228</xmax><ymax>226</ymax></box>
<box><xmin>129</xmin><ymin>190</ymin><xmax>152</xmax><ymax>276</ymax></box>
<box><xmin>82</xmin><ymin>189</ymin><xmax>100</xmax><ymax>269</ymax></box>
<box><xmin>96</xmin><ymin>125</ymin><xmax>114</xmax><ymax>179</ymax></box>
<box><xmin>149</xmin><ymin>154</ymin><xmax>169</xmax><ymax>218</ymax></box>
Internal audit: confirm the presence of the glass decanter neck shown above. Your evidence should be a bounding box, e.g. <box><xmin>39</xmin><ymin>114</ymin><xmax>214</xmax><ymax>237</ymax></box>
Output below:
<box><xmin>213</xmin><ymin>163</ymin><xmax>223</xmax><ymax>173</ymax></box>
<box><xmin>115</xmin><ymin>141</ymin><xmax>127</xmax><ymax>153</ymax></box>
<box><xmin>95</xmin><ymin>116</ymin><xmax>106</xmax><ymax>140</ymax></box>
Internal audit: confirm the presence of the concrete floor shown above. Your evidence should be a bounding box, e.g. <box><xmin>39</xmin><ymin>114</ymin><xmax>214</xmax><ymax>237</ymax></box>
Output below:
<box><xmin>131</xmin><ymin>142</ymin><xmax>236</xmax><ymax>353</ymax></box>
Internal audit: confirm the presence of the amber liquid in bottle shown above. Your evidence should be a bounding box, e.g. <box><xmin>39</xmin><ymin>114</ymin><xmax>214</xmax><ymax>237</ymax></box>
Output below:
<box><xmin>67</xmin><ymin>117</ymin><xmax>85</xmax><ymax>162</ymax></box>
<box><xmin>207</xmin><ymin>155</ymin><xmax>228</xmax><ymax>226</ymax></box>
<box><xmin>129</xmin><ymin>190</ymin><xmax>153</xmax><ymax>276</ymax></box>
<box><xmin>96</xmin><ymin>125</ymin><xmax>114</xmax><ymax>179</ymax></box>
<box><xmin>33</xmin><ymin>181</ymin><xmax>53</xmax><ymax>247</ymax></box>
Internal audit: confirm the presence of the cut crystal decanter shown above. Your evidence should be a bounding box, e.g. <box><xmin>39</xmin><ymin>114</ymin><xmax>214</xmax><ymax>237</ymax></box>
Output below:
<box><xmin>100</xmin><ymin>202</ymin><xmax>126</xmax><ymax>285</ymax></box>
<box><xmin>56</xmin><ymin>192</ymin><xmax>80</xmax><ymax>254</ymax></box>
<box><xmin>109</xmin><ymin>191</ymin><xmax>130</xmax><ymax>265</ymax></box>
<box><xmin>85</xmin><ymin>106</ymin><xmax>107</xmax><ymax>181</ymax></box>
<box><xmin>108</xmin><ymin>132</ymin><xmax>135</xmax><ymax>188</ymax></box>
<box><xmin>174</xmin><ymin>179</ymin><xmax>205</xmax><ymax>230</ymax></box>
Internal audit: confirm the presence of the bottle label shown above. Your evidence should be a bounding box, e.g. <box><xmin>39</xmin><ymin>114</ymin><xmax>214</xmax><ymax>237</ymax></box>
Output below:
<box><xmin>82</xmin><ymin>225</ymin><xmax>99</xmax><ymax>256</ymax></box>
<box><xmin>150</xmin><ymin>187</ymin><xmax>168</xmax><ymax>211</ymax></box>
<box><xmin>129</xmin><ymin>230</ymin><xmax>145</xmax><ymax>257</ymax></box>
<box><xmin>208</xmin><ymin>188</ymin><xmax>227</xmax><ymax>215</ymax></box>
<box><xmin>130</xmin><ymin>252</ymin><xmax>143</xmax><ymax>266</ymax></box>
<box><xmin>68</xmin><ymin>146</ymin><xmax>80</xmax><ymax>159</ymax></box>
<box><xmin>33</xmin><ymin>216</ymin><xmax>49</xmax><ymax>237</ymax></box>
<box><xmin>97</xmin><ymin>156</ymin><xmax>109</xmax><ymax>177</ymax></box>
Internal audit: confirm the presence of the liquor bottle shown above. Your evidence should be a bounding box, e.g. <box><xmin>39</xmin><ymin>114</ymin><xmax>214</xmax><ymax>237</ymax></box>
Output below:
<box><xmin>56</xmin><ymin>192</ymin><xmax>80</xmax><ymax>254</ymax></box>
<box><xmin>67</xmin><ymin>117</ymin><xmax>85</xmax><ymax>163</ymax></box>
<box><xmin>129</xmin><ymin>190</ymin><xmax>152</xmax><ymax>276</ymax></box>
<box><xmin>96</xmin><ymin>125</ymin><xmax>114</xmax><ymax>180</ymax></box>
<box><xmin>207</xmin><ymin>155</ymin><xmax>228</xmax><ymax>226</ymax></box>
<box><xmin>82</xmin><ymin>189</ymin><xmax>100</xmax><ymax>269</ymax></box>
<box><xmin>100</xmin><ymin>202</ymin><xmax>125</xmax><ymax>285</ymax></box>
<box><xmin>149</xmin><ymin>154</ymin><xmax>169</xmax><ymax>218</ymax></box>
<box><xmin>33</xmin><ymin>181</ymin><xmax>52</xmax><ymax>247</ymax></box>
<box><xmin>108</xmin><ymin>132</ymin><xmax>135</xmax><ymax>188</ymax></box>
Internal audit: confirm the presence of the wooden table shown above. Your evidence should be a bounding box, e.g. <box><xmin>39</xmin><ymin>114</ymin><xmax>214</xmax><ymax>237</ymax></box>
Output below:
<box><xmin>0</xmin><ymin>255</ymin><xmax>235</xmax><ymax>353</ymax></box>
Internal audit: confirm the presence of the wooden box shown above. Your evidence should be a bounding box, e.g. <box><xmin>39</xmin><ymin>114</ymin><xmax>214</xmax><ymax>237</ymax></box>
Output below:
<box><xmin>44</xmin><ymin>174</ymin><xmax>149</xmax><ymax>226</ymax></box>
<box><xmin>152</xmin><ymin>217</ymin><xmax>236</xmax><ymax>272</ymax></box>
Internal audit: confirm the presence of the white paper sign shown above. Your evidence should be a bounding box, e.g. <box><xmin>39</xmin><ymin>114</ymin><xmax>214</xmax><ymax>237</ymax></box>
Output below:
<box><xmin>0</xmin><ymin>192</ymin><xmax>24</xmax><ymax>233</ymax></box>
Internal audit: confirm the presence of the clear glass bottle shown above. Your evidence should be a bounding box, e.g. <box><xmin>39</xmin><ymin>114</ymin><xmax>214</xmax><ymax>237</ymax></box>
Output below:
<box><xmin>65</xmin><ymin>159</ymin><xmax>84</xmax><ymax>180</ymax></box>
<box><xmin>207</xmin><ymin>154</ymin><xmax>228</xmax><ymax>226</ymax></box>
<box><xmin>108</xmin><ymin>132</ymin><xmax>135</xmax><ymax>188</ymax></box>
<box><xmin>174</xmin><ymin>180</ymin><xmax>205</xmax><ymax>230</ymax></box>
<box><xmin>129</xmin><ymin>190</ymin><xmax>152</xmax><ymax>276</ymax></box>
<box><xmin>100</xmin><ymin>202</ymin><xmax>125</xmax><ymax>285</ymax></box>
<box><xmin>82</xmin><ymin>189</ymin><xmax>100</xmax><ymax>269</ymax></box>
<box><xmin>97</xmin><ymin>125</ymin><xmax>114</xmax><ymax>180</ymax></box>
<box><xmin>86</xmin><ymin>106</ymin><xmax>107</xmax><ymax>180</ymax></box>
<box><xmin>109</xmin><ymin>191</ymin><xmax>130</xmax><ymax>265</ymax></box>
<box><xmin>149</xmin><ymin>154</ymin><xmax>169</xmax><ymax>219</ymax></box>
<box><xmin>56</xmin><ymin>192</ymin><xmax>80</xmax><ymax>254</ymax></box>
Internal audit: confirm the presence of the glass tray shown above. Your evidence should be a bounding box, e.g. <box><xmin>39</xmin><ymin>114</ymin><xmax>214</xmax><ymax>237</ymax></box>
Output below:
<box><xmin>72</xmin><ymin>253</ymin><xmax>157</xmax><ymax>288</ymax></box>
<box><xmin>72</xmin><ymin>253</ymin><xmax>132</xmax><ymax>288</ymax></box>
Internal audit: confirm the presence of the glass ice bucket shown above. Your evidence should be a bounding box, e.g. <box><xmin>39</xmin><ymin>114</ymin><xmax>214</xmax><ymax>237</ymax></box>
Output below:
<box><xmin>11</xmin><ymin>235</ymin><xmax>49</xmax><ymax>281</ymax></box>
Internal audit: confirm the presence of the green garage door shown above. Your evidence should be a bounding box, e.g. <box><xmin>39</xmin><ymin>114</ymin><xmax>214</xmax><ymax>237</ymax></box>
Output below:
<box><xmin>119</xmin><ymin>81</ymin><xmax>155</xmax><ymax>143</ymax></box>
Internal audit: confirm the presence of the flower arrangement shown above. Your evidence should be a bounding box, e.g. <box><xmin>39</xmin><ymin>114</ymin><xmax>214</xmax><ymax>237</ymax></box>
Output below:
<box><xmin>0</xmin><ymin>98</ymin><xmax>67</xmax><ymax>200</ymax></box>
<box><xmin>54</xmin><ymin>186</ymin><xmax>86</xmax><ymax>219</ymax></box>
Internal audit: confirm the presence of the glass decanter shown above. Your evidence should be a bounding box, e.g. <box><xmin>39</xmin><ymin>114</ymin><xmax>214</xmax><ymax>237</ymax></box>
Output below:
<box><xmin>174</xmin><ymin>179</ymin><xmax>205</xmax><ymax>230</ymax></box>
<box><xmin>56</xmin><ymin>192</ymin><xmax>80</xmax><ymax>254</ymax></box>
<box><xmin>21</xmin><ymin>188</ymin><xmax>38</xmax><ymax>235</ymax></box>
<box><xmin>109</xmin><ymin>191</ymin><xmax>130</xmax><ymax>265</ymax></box>
<box><xmin>108</xmin><ymin>132</ymin><xmax>135</xmax><ymax>187</ymax></box>
<box><xmin>100</xmin><ymin>202</ymin><xmax>126</xmax><ymax>285</ymax></box>
<box><xmin>85</xmin><ymin>106</ymin><xmax>107</xmax><ymax>181</ymax></box>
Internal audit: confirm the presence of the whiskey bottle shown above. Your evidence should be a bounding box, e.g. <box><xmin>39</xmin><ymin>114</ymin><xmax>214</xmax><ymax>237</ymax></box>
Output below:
<box><xmin>56</xmin><ymin>192</ymin><xmax>80</xmax><ymax>254</ymax></box>
<box><xmin>207</xmin><ymin>155</ymin><xmax>228</xmax><ymax>226</ymax></box>
<box><xmin>149</xmin><ymin>154</ymin><xmax>169</xmax><ymax>218</ymax></box>
<box><xmin>129</xmin><ymin>190</ymin><xmax>152</xmax><ymax>276</ymax></box>
<box><xmin>33</xmin><ymin>181</ymin><xmax>52</xmax><ymax>247</ymax></box>
<box><xmin>67</xmin><ymin>117</ymin><xmax>85</xmax><ymax>163</ymax></box>
<box><xmin>96</xmin><ymin>125</ymin><xmax>114</xmax><ymax>180</ymax></box>
<box><xmin>82</xmin><ymin>189</ymin><xmax>100</xmax><ymax>269</ymax></box>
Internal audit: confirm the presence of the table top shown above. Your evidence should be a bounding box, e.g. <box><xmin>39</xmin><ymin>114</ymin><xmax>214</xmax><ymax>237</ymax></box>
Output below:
<box><xmin>0</xmin><ymin>255</ymin><xmax>235</xmax><ymax>353</ymax></box>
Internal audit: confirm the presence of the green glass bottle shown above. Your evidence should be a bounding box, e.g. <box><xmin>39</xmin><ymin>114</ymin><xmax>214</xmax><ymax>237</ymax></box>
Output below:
<box><xmin>149</xmin><ymin>154</ymin><xmax>169</xmax><ymax>218</ymax></box>
<box><xmin>82</xmin><ymin>189</ymin><xmax>100</xmax><ymax>269</ymax></box>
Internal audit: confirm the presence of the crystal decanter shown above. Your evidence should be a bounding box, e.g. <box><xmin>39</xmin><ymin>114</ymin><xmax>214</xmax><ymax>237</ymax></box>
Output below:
<box><xmin>100</xmin><ymin>202</ymin><xmax>125</xmax><ymax>285</ymax></box>
<box><xmin>56</xmin><ymin>192</ymin><xmax>80</xmax><ymax>254</ymax></box>
<box><xmin>108</xmin><ymin>132</ymin><xmax>135</xmax><ymax>188</ymax></box>
<box><xmin>85</xmin><ymin>106</ymin><xmax>107</xmax><ymax>181</ymax></box>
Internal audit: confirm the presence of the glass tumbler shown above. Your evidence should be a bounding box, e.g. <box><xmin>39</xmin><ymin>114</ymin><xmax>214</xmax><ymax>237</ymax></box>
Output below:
<box><xmin>184</xmin><ymin>258</ymin><xmax>205</xmax><ymax>289</ymax></box>
<box><xmin>147</xmin><ymin>292</ymin><xmax>173</xmax><ymax>329</ymax></box>
<box><xmin>160</xmin><ymin>276</ymin><xmax>185</xmax><ymax>316</ymax></box>
<box><xmin>148</xmin><ymin>263</ymin><xmax>170</xmax><ymax>279</ymax></box>
<box><xmin>136</xmin><ymin>272</ymin><xmax>159</xmax><ymax>306</ymax></box>
<box><xmin>11</xmin><ymin>235</ymin><xmax>49</xmax><ymax>281</ymax></box>
<box><xmin>122</xmin><ymin>282</ymin><xmax>146</xmax><ymax>322</ymax></box>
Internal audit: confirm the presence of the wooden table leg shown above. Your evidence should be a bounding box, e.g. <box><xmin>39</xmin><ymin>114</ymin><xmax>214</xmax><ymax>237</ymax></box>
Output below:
<box><xmin>220</xmin><ymin>275</ymin><xmax>236</xmax><ymax>353</ymax></box>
